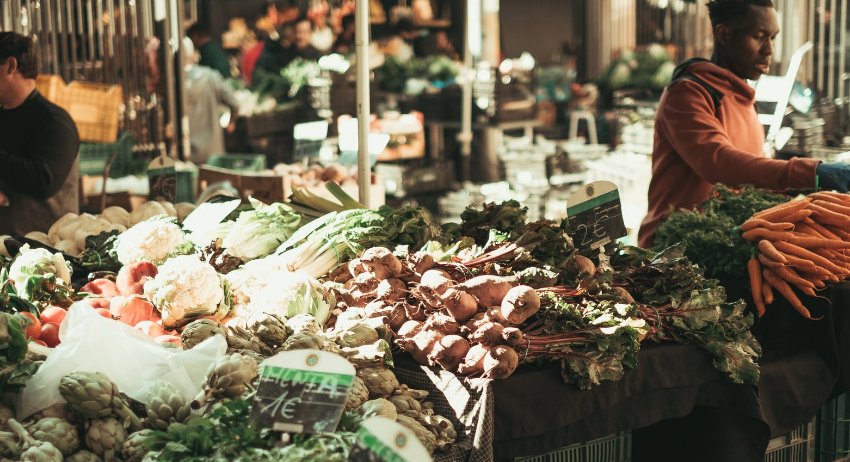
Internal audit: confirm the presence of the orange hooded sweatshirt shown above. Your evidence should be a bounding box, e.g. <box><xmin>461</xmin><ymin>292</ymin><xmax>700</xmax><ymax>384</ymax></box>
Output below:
<box><xmin>637</xmin><ymin>60</ymin><xmax>820</xmax><ymax>248</ymax></box>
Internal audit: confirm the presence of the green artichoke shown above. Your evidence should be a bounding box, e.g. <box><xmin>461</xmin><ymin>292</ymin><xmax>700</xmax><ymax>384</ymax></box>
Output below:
<box><xmin>121</xmin><ymin>429</ymin><xmax>153</xmax><ymax>462</ymax></box>
<box><xmin>225</xmin><ymin>325</ymin><xmax>266</xmax><ymax>354</ymax></box>
<box><xmin>344</xmin><ymin>376</ymin><xmax>369</xmax><ymax>412</ymax></box>
<box><xmin>357</xmin><ymin>398</ymin><xmax>397</xmax><ymax>421</ymax></box>
<box><xmin>357</xmin><ymin>367</ymin><xmax>400</xmax><ymax>399</ymax></box>
<box><xmin>28</xmin><ymin>417</ymin><xmax>79</xmax><ymax>455</ymax></box>
<box><xmin>280</xmin><ymin>331</ymin><xmax>324</xmax><ymax>351</ymax></box>
<box><xmin>21</xmin><ymin>441</ymin><xmax>64</xmax><ymax>462</ymax></box>
<box><xmin>180</xmin><ymin>319</ymin><xmax>226</xmax><ymax>350</ymax></box>
<box><xmin>388</xmin><ymin>394</ymin><xmax>421</xmax><ymax>415</ymax></box>
<box><xmin>84</xmin><ymin>417</ymin><xmax>127</xmax><ymax>456</ymax></box>
<box><xmin>65</xmin><ymin>450</ymin><xmax>100</xmax><ymax>462</ymax></box>
<box><xmin>58</xmin><ymin>372</ymin><xmax>142</xmax><ymax>430</ymax></box>
<box><xmin>247</xmin><ymin>312</ymin><xmax>288</xmax><ymax>346</ymax></box>
<box><xmin>144</xmin><ymin>381</ymin><xmax>191</xmax><ymax>431</ymax></box>
<box><xmin>396</xmin><ymin>415</ymin><xmax>436</xmax><ymax>454</ymax></box>
<box><xmin>335</xmin><ymin>323</ymin><xmax>379</xmax><ymax>348</ymax></box>
<box><xmin>191</xmin><ymin>353</ymin><xmax>259</xmax><ymax>409</ymax></box>
<box><xmin>284</xmin><ymin>314</ymin><xmax>320</xmax><ymax>335</ymax></box>
<box><xmin>32</xmin><ymin>403</ymin><xmax>74</xmax><ymax>423</ymax></box>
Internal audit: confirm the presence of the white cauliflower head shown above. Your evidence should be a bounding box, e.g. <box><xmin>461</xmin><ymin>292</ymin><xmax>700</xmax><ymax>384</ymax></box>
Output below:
<box><xmin>9</xmin><ymin>244</ymin><xmax>72</xmax><ymax>286</ymax></box>
<box><xmin>144</xmin><ymin>255</ymin><xmax>226</xmax><ymax>329</ymax></box>
<box><xmin>116</xmin><ymin>218</ymin><xmax>187</xmax><ymax>265</ymax></box>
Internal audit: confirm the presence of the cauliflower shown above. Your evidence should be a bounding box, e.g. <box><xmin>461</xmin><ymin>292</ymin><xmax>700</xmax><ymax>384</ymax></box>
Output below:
<box><xmin>116</xmin><ymin>218</ymin><xmax>187</xmax><ymax>265</ymax></box>
<box><xmin>9</xmin><ymin>244</ymin><xmax>72</xmax><ymax>287</ymax></box>
<box><xmin>236</xmin><ymin>271</ymin><xmax>334</xmax><ymax>325</ymax></box>
<box><xmin>144</xmin><ymin>255</ymin><xmax>226</xmax><ymax>329</ymax></box>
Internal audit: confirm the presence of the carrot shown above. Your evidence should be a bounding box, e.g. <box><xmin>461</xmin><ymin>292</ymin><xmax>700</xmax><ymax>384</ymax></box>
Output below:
<box><xmin>762</xmin><ymin>268</ymin><xmax>812</xmax><ymax>319</ymax></box>
<box><xmin>826</xmin><ymin>227</ymin><xmax>850</xmax><ymax>241</ymax></box>
<box><xmin>752</xmin><ymin>199</ymin><xmax>810</xmax><ymax>221</ymax></box>
<box><xmin>774</xmin><ymin>241</ymin><xmax>848</xmax><ymax>275</ymax></box>
<box><xmin>813</xmin><ymin>191</ymin><xmax>850</xmax><ymax>202</ymax></box>
<box><xmin>771</xmin><ymin>265</ymin><xmax>816</xmax><ymax>290</ymax></box>
<box><xmin>740</xmin><ymin>219</ymin><xmax>795</xmax><ymax>232</ymax></box>
<box><xmin>812</xmin><ymin>248</ymin><xmax>850</xmax><ymax>275</ymax></box>
<box><xmin>748</xmin><ymin>258</ymin><xmax>766</xmax><ymax>317</ymax></box>
<box><xmin>790</xmin><ymin>236</ymin><xmax>850</xmax><ymax>249</ymax></box>
<box><xmin>812</xmin><ymin>200</ymin><xmax>850</xmax><ymax>216</ymax></box>
<box><xmin>758</xmin><ymin>254</ymin><xmax>785</xmax><ymax>269</ymax></box>
<box><xmin>797</xmin><ymin>266</ymin><xmax>840</xmax><ymax>283</ymax></box>
<box><xmin>762</xmin><ymin>279</ymin><xmax>775</xmax><ymax>304</ymax></box>
<box><xmin>741</xmin><ymin>229</ymin><xmax>796</xmax><ymax>242</ymax></box>
<box><xmin>803</xmin><ymin>218</ymin><xmax>840</xmax><ymax>240</ymax></box>
<box><xmin>808</xmin><ymin>204</ymin><xmax>850</xmax><ymax>227</ymax></box>
<box><xmin>780</xmin><ymin>209</ymin><xmax>814</xmax><ymax>224</ymax></box>
<box><xmin>757</xmin><ymin>240</ymin><xmax>787</xmax><ymax>264</ymax></box>
<box><xmin>794</xmin><ymin>224</ymin><xmax>823</xmax><ymax>238</ymax></box>
<box><xmin>798</xmin><ymin>273</ymin><xmax>827</xmax><ymax>289</ymax></box>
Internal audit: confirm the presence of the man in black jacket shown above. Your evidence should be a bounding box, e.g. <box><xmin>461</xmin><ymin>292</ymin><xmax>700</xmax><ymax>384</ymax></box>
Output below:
<box><xmin>0</xmin><ymin>32</ymin><xmax>80</xmax><ymax>235</ymax></box>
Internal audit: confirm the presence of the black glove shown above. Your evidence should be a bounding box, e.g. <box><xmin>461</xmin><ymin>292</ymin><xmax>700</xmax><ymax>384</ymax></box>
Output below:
<box><xmin>817</xmin><ymin>162</ymin><xmax>850</xmax><ymax>192</ymax></box>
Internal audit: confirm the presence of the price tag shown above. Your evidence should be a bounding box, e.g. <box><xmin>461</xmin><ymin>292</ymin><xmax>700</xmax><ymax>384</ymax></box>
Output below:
<box><xmin>567</xmin><ymin>181</ymin><xmax>627</xmax><ymax>251</ymax></box>
<box><xmin>181</xmin><ymin>197</ymin><xmax>242</xmax><ymax>235</ymax></box>
<box><xmin>250</xmin><ymin>350</ymin><xmax>355</xmax><ymax>434</ymax></box>
<box><xmin>147</xmin><ymin>155</ymin><xmax>177</xmax><ymax>202</ymax></box>
<box><xmin>348</xmin><ymin>417</ymin><xmax>432</xmax><ymax>462</ymax></box>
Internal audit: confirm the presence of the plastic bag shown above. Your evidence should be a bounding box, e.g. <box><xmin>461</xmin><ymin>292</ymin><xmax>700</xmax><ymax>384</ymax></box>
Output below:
<box><xmin>19</xmin><ymin>303</ymin><xmax>227</xmax><ymax>419</ymax></box>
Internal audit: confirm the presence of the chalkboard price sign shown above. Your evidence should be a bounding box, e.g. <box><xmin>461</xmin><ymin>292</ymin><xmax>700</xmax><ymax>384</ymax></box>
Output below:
<box><xmin>250</xmin><ymin>350</ymin><xmax>355</xmax><ymax>434</ymax></box>
<box><xmin>567</xmin><ymin>181</ymin><xmax>627</xmax><ymax>251</ymax></box>
<box><xmin>348</xmin><ymin>417</ymin><xmax>432</xmax><ymax>462</ymax></box>
<box><xmin>147</xmin><ymin>155</ymin><xmax>177</xmax><ymax>202</ymax></box>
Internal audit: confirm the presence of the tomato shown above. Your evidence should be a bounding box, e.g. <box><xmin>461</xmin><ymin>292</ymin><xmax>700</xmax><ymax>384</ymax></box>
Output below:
<box><xmin>40</xmin><ymin>307</ymin><xmax>67</xmax><ymax>325</ymax></box>
<box><xmin>40</xmin><ymin>323</ymin><xmax>61</xmax><ymax>348</ymax></box>
<box><xmin>95</xmin><ymin>308</ymin><xmax>113</xmax><ymax>319</ymax></box>
<box><xmin>17</xmin><ymin>312</ymin><xmax>42</xmax><ymax>340</ymax></box>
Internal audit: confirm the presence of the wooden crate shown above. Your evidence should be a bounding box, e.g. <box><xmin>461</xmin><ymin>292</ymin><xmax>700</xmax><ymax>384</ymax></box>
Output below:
<box><xmin>198</xmin><ymin>166</ymin><xmax>290</xmax><ymax>205</ymax></box>
<box><xmin>36</xmin><ymin>75</ymin><xmax>123</xmax><ymax>143</ymax></box>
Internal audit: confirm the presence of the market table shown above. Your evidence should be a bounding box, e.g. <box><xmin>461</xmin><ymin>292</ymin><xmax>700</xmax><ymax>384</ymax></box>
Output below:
<box><xmin>397</xmin><ymin>281</ymin><xmax>850</xmax><ymax>462</ymax></box>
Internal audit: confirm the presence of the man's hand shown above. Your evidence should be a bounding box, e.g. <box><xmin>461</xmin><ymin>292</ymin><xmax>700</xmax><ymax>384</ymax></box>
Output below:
<box><xmin>817</xmin><ymin>162</ymin><xmax>850</xmax><ymax>192</ymax></box>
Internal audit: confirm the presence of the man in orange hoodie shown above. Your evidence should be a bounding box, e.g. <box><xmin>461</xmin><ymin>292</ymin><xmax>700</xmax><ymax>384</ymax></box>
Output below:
<box><xmin>638</xmin><ymin>0</ymin><xmax>850</xmax><ymax>248</ymax></box>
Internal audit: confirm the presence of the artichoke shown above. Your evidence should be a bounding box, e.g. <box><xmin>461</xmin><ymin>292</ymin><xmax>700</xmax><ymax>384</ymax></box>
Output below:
<box><xmin>144</xmin><ymin>381</ymin><xmax>191</xmax><ymax>431</ymax></box>
<box><xmin>58</xmin><ymin>372</ymin><xmax>143</xmax><ymax>430</ymax></box>
<box><xmin>284</xmin><ymin>314</ymin><xmax>320</xmax><ymax>335</ymax></box>
<box><xmin>0</xmin><ymin>405</ymin><xmax>13</xmax><ymax>430</ymax></box>
<box><xmin>225</xmin><ymin>325</ymin><xmax>267</xmax><ymax>354</ymax></box>
<box><xmin>335</xmin><ymin>323</ymin><xmax>379</xmax><ymax>348</ymax></box>
<box><xmin>28</xmin><ymin>417</ymin><xmax>79</xmax><ymax>455</ymax></box>
<box><xmin>396</xmin><ymin>415</ymin><xmax>436</xmax><ymax>454</ymax></box>
<box><xmin>247</xmin><ymin>312</ymin><xmax>288</xmax><ymax>346</ymax></box>
<box><xmin>180</xmin><ymin>319</ymin><xmax>227</xmax><ymax>350</ymax></box>
<box><xmin>32</xmin><ymin>403</ymin><xmax>74</xmax><ymax>423</ymax></box>
<box><xmin>84</xmin><ymin>417</ymin><xmax>127</xmax><ymax>456</ymax></box>
<box><xmin>344</xmin><ymin>376</ymin><xmax>369</xmax><ymax>412</ymax></box>
<box><xmin>121</xmin><ymin>430</ymin><xmax>153</xmax><ymax>462</ymax></box>
<box><xmin>21</xmin><ymin>441</ymin><xmax>64</xmax><ymax>462</ymax></box>
<box><xmin>191</xmin><ymin>353</ymin><xmax>259</xmax><ymax>409</ymax></box>
<box><xmin>357</xmin><ymin>367</ymin><xmax>400</xmax><ymax>399</ymax></box>
<box><xmin>357</xmin><ymin>398</ymin><xmax>398</xmax><ymax>421</ymax></box>
<box><xmin>280</xmin><ymin>331</ymin><xmax>324</xmax><ymax>351</ymax></box>
<box><xmin>66</xmin><ymin>450</ymin><xmax>101</xmax><ymax>462</ymax></box>
<box><xmin>388</xmin><ymin>394</ymin><xmax>421</xmax><ymax>415</ymax></box>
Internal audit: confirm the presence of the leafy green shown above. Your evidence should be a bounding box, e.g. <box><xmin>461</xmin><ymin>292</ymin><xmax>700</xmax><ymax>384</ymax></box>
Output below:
<box><xmin>78</xmin><ymin>231</ymin><xmax>122</xmax><ymax>273</ymax></box>
<box><xmin>459</xmin><ymin>200</ymin><xmax>528</xmax><ymax>246</ymax></box>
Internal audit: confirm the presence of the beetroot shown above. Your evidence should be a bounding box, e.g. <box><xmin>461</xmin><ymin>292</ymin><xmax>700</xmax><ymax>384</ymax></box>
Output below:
<box><xmin>441</xmin><ymin>288</ymin><xmax>478</xmax><ymax>323</ymax></box>
<box><xmin>470</xmin><ymin>322</ymin><xmax>505</xmax><ymax>347</ymax></box>
<box><xmin>376</xmin><ymin>279</ymin><xmax>406</xmax><ymax>303</ymax></box>
<box><xmin>483</xmin><ymin>345</ymin><xmax>520</xmax><ymax>379</ymax></box>
<box><xmin>428</xmin><ymin>335</ymin><xmax>470</xmax><ymax>372</ymax></box>
<box><xmin>455</xmin><ymin>275</ymin><xmax>515</xmax><ymax>306</ymax></box>
<box><xmin>500</xmin><ymin>285</ymin><xmax>541</xmax><ymax>325</ymax></box>
<box><xmin>360</xmin><ymin>247</ymin><xmax>403</xmax><ymax>281</ymax></box>
<box><xmin>458</xmin><ymin>344</ymin><xmax>490</xmax><ymax>375</ymax></box>
<box><xmin>420</xmin><ymin>269</ymin><xmax>454</xmax><ymax>296</ymax></box>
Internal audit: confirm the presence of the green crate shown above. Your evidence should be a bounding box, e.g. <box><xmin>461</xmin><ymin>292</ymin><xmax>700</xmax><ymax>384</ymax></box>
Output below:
<box><xmin>515</xmin><ymin>432</ymin><xmax>631</xmax><ymax>462</ymax></box>
<box><xmin>765</xmin><ymin>420</ymin><xmax>816</xmax><ymax>462</ymax></box>
<box><xmin>817</xmin><ymin>393</ymin><xmax>850</xmax><ymax>462</ymax></box>
<box><xmin>79</xmin><ymin>132</ymin><xmax>134</xmax><ymax>177</ymax></box>
<box><xmin>176</xmin><ymin>168</ymin><xmax>199</xmax><ymax>204</ymax></box>
<box><xmin>205</xmin><ymin>154</ymin><xmax>267</xmax><ymax>172</ymax></box>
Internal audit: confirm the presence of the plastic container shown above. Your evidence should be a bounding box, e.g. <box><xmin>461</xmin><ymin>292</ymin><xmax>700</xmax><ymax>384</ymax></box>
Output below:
<box><xmin>78</xmin><ymin>132</ymin><xmax>134</xmax><ymax>177</ymax></box>
<box><xmin>817</xmin><ymin>393</ymin><xmax>850</xmax><ymax>462</ymax></box>
<box><xmin>764</xmin><ymin>419</ymin><xmax>816</xmax><ymax>462</ymax></box>
<box><xmin>205</xmin><ymin>154</ymin><xmax>267</xmax><ymax>172</ymax></box>
<box><xmin>515</xmin><ymin>431</ymin><xmax>631</xmax><ymax>462</ymax></box>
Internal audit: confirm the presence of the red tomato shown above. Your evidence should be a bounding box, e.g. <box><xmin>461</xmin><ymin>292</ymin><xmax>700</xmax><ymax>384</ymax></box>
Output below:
<box><xmin>17</xmin><ymin>312</ymin><xmax>42</xmax><ymax>340</ymax></box>
<box><xmin>40</xmin><ymin>307</ymin><xmax>67</xmax><ymax>325</ymax></box>
<box><xmin>40</xmin><ymin>323</ymin><xmax>61</xmax><ymax>348</ymax></box>
<box><xmin>94</xmin><ymin>308</ymin><xmax>113</xmax><ymax>319</ymax></box>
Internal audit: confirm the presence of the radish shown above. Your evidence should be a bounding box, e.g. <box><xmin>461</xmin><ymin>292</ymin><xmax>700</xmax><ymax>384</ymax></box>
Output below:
<box><xmin>80</xmin><ymin>279</ymin><xmax>120</xmax><ymax>298</ymax></box>
<box><xmin>428</xmin><ymin>335</ymin><xmax>470</xmax><ymax>372</ymax></box>
<box><xmin>455</xmin><ymin>275</ymin><xmax>515</xmax><ymax>306</ymax></box>
<box><xmin>500</xmin><ymin>286</ymin><xmax>541</xmax><ymax>325</ymax></box>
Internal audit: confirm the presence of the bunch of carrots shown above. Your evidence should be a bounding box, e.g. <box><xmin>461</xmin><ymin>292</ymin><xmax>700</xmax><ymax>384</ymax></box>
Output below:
<box><xmin>742</xmin><ymin>191</ymin><xmax>850</xmax><ymax>319</ymax></box>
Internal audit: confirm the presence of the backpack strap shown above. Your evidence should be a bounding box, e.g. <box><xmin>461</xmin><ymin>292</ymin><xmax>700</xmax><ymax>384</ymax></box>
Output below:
<box><xmin>668</xmin><ymin>74</ymin><xmax>724</xmax><ymax>115</ymax></box>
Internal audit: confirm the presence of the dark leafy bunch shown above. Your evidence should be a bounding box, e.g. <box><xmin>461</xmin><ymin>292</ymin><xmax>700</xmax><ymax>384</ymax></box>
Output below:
<box><xmin>524</xmin><ymin>244</ymin><xmax>761</xmax><ymax>389</ymax></box>
<box><xmin>458</xmin><ymin>200</ymin><xmax>528</xmax><ymax>246</ymax></box>
<box><xmin>78</xmin><ymin>231</ymin><xmax>122</xmax><ymax>273</ymax></box>
<box><xmin>653</xmin><ymin>184</ymin><xmax>790</xmax><ymax>277</ymax></box>
<box><xmin>0</xmin><ymin>312</ymin><xmax>39</xmax><ymax>392</ymax></box>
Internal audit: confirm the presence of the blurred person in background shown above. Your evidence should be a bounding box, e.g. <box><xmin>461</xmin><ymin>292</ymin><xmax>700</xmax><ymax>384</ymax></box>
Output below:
<box><xmin>0</xmin><ymin>32</ymin><xmax>79</xmax><ymax>235</ymax></box>
<box><xmin>187</xmin><ymin>22</ymin><xmax>232</xmax><ymax>78</ymax></box>
<box><xmin>249</xmin><ymin>1</ymin><xmax>299</xmax><ymax>81</ymax></box>
<box><xmin>309</xmin><ymin>1</ymin><xmax>334</xmax><ymax>54</ymax></box>
<box><xmin>182</xmin><ymin>37</ymin><xmax>240</xmax><ymax>165</ymax></box>
<box><xmin>292</xmin><ymin>15</ymin><xmax>323</xmax><ymax>61</ymax></box>
<box><xmin>332</xmin><ymin>14</ymin><xmax>356</xmax><ymax>54</ymax></box>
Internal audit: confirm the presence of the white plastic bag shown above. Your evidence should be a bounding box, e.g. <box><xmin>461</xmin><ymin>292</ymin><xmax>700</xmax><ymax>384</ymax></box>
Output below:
<box><xmin>19</xmin><ymin>303</ymin><xmax>227</xmax><ymax>419</ymax></box>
